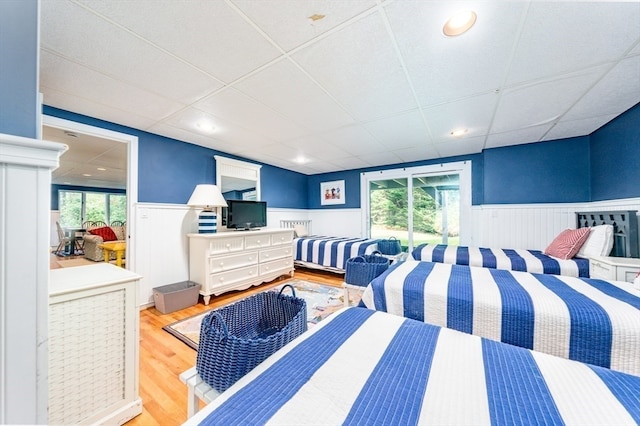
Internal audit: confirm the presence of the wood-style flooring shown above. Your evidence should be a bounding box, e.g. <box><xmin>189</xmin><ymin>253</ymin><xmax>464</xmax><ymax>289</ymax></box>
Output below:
<box><xmin>125</xmin><ymin>267</ymin><xmax>343</xmax><ymax>426</ymax></box>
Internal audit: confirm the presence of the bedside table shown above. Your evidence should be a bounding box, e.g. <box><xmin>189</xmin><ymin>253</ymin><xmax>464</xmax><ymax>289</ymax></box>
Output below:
<box><xmin>589</xmin><ymin>256</ymin><xmax>640</xmax><ymax>282</ymax></box>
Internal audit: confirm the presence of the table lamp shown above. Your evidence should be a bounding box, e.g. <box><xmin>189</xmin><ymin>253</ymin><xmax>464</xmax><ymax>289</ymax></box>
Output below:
<box><xmin>187</xmin><ymin>184</ymin><xmax>228</xmax><ymax>233</ymax></box>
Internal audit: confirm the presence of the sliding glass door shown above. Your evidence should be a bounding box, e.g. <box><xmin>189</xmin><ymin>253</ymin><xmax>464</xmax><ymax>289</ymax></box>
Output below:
<box><xmin>363</xmin><ymin>162</ymin><xmax>471</xmax><ymax>252</ymax></box>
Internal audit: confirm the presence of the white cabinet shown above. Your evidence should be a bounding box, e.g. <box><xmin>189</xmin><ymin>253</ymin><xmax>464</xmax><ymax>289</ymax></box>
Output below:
<box><xmin>49</xmin><ymin>263</ymin><xmax>142</xmax><ymax>425</ymax></box>
<box><xmin>589</xmin><ymin>256</ymin><xmax>640</xmax><ymax>283</ymax></box>
<box><xmin>189</xmin><ymin>229</ymin><xmax>294</xmax><ymax>304</ymax></box>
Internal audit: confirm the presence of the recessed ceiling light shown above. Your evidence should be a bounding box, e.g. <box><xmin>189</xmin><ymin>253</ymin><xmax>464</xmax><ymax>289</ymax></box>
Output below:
<box><xmin>294</xmin><ymin>156</ymin><xmax>308</xmax><ymax>164</ymax></box>
<box><xmin>97</xmin><ymin>167</ymin><xmax>107</xmax><ymax>171</ymax></box>
<box><xmin>82</xmin><ymin>173</ymin><xmax>92</xmax><ymax>177</ymax></box>
<box><xmin>443</xmin><ymin>10</ymin><xmax>477</xmax><ymax>37</ymax></box>
<box><xmin>196</xmin><ymin>121</ymin><xmax>216</xmax><ymax>133</ymax></box>
<box><xmin>450</xmin><ymin>128</ymin><xmax>468</xmax><ymax>138</ymax></box>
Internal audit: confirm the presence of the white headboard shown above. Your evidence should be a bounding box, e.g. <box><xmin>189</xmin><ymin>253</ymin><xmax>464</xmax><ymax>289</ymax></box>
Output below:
<box><xmin>280</xmin><ymin>219</ymin><xmax>312</xmax><ymax>235</ymax></box>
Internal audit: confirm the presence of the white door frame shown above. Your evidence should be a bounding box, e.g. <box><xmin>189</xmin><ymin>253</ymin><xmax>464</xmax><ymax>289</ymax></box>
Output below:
<box><xmin>360</xmin><ymin>161</ymin><xmax>472</xmax><ymax>249</ymax></box>
<box><xmin>42</xmin><ymin>115</ymin><xmax>138</xmax><ymax>271</ymax></box>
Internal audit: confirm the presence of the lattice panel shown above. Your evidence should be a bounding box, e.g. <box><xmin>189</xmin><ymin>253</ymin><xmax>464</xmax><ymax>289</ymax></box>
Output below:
<box><xmin>49</xmin><ymin>289</ymin><xmax>127</xmax><ymax>425</ymax></box>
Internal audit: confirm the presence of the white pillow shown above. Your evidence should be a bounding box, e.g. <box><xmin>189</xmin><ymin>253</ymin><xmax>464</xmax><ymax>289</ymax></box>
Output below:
<box><xmin>576</xmin><ymin>224</ymin><xmax>614</xmax><ymax>258</ymax></box>
<box><xmin>293</xmin><ymin>224</ymin><xmax>308</xmax><ymax>238</ymax></box>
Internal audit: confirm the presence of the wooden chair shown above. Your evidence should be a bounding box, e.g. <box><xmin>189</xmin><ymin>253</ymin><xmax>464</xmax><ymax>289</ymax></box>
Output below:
<box><xmin>54</xmin><ymin>222</ymin><xmax>81</xmax><ymax>256</ymax></box>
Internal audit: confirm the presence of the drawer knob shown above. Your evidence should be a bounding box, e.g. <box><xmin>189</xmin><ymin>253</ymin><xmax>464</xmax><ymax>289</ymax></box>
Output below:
<box><xmin>219</xmin><ymin>277</ymin><xmax>224</xmax><ymax>282</ymax></box>
<box><xmin>225</xmin><ymin>243</ymin><xmax>230</xmax><ymax>248</ymax></box>
<box><xmin>219</xmin><ymin>262</ymin><xmax>224</xmax><ymax>267</ymax></box>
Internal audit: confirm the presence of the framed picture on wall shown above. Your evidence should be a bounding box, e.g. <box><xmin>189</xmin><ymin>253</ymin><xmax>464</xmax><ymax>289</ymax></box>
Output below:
<box><xmin>320</xmin><ymin>180</ymin><xmax>345</xmax><ymax>205</ymax></box>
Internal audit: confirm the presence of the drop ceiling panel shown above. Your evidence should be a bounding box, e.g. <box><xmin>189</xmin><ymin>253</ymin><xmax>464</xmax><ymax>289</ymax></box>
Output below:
<box><xmin>234</xmin><ymin>59</ymin><xmax>355</xmax><ymax>131</ymax></box>
<box><xmin>320</xmin><ymin>125</ymin><xmax>385</xmax><ymax>156</ymax></box>
<box><xmin>74</xmin><ymin>0</ymin><xmax>281</xmax><ymax>83</ymax></box>
<box><xmin>484</xmin><ymin>124</ymin><xmax>552</xmax><ymax>150</ymax></box>
<box><xmin>422</xmin><ymin>92</ymin><xmax>499</xmax><ymax>143</ymax></box>
<box><xmin>386</xmin><ymin>1</ymin><xmax>527</xmax><ymax>106</ymax></box>
<box><xmin>324</xmin><ymin>156</ymin><xmax>370</xmax><ymax>171</ymax></box>
<box><xmin>41</xmin><ymin>87</ymin><xmax>157</xmax><ymax>131</ymax></box>
<box><xmin>392</xmin><ymin>145</ymin><xmax>440</xmax><ymax>163</ymax></box>
<box><xmin>292</xmin><ymin>12</ymin><xmax>417</xmax><ymax>121</ymax></box>
<box><xmin>230</xmin><ymin>0</ymin><xmax>377</xmax><ymax>51</ymax></box>
<box><xmin>563</xmin><ymin>55</ymin><xmax>640</xmax><ymax>121</ymax></box>
<box><xmin>41</xmin><ymin>0</ymin><xmax>222</xmax><ymax>105</ymax></box>
<box><xmin>506</xmin><ymin>2</ymin><xmax>640</xmax><ymax>85</ymax></box>
<box><xmin>160</xmin><ymin>109</ymin><xmax>273</xmax><ymax>152</ymax></box>
<box><xmin>40</xmin><ymin>51</ymin><xmax>185</xmax><ymax>121</ymax></box>
<box><xmin>283</xmin><ymin>137</ymin><xmax>351</xmax><ymax>162</ymax></box>
<box><xmin>434</xmin><ymin>136</ymin><xmax>484</xmax><ymax>158</ymax></box>
<box><xmin>543</xmin><ymin>114</ymin><xmax>618</xmax><ymax>142</ymax></box>
<box><xmin>364</xmin><ymin>110</ymin><xmax>431</xmax><ymax>150</ymax></box>
<box><xmin>195</xmin><ymin>88</ymin><xmax>309</xmax><ymax>142</ymax></box>
<box><xmin>359</xmin><ymin>151</ymin><xmax>404</xmax><ymax>168</ymax></box>
<box><xmin>491</xmin><ymin>66</ymin><xmax>608</xmax><ymax>134</ymax></box>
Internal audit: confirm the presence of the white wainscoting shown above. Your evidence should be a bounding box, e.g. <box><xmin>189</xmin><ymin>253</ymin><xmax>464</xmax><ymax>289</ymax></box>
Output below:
<box><xmin>471</xmin><ymin>198</ymin><xmax>640</xmax><ymax>251</ymax></box>
<box><xmin>134</xmin><ymin>203</ymin><xmax>197</xmax><ymax>307</ymax></box>
<box><xmin>132</xmin><ymin>200</ymin><xmax>640</xmax><ymax>307</ymax></box>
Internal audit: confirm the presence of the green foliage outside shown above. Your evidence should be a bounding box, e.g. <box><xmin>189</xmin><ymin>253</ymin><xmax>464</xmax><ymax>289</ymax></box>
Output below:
<box><xmin>370</xmin><ymin>187</ymin><xmax>460</xmax><ymax>248</ymax></box>
<box><xmin>59</xmin><ymin>191</ymin><xmax>126</xmax><ymax>227</ymax></box>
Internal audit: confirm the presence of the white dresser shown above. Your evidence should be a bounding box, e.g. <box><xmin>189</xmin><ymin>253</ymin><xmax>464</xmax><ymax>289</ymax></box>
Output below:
<box><xmin>589</xmin><ymin>255</ymin><xmax>640</xmax><ymax>283</ymax></box>
<box><xmin>188</xmin><ymin>228</ymin><xmax>294</xmax><ymax>305</ymax></box>
<box><xmin>49</xmin><ymin>264</ymin><xmax>142</xmax><ymax>425</ymax></box>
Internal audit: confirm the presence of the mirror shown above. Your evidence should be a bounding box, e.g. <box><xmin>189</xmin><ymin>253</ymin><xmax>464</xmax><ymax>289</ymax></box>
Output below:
<box><xmin>215</xmin><ymin>155</ymin><xmax>261</xmax><ymax>201</ymax></box>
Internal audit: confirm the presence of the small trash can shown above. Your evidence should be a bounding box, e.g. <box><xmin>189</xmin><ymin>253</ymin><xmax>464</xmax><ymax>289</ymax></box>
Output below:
<box><xmin>153</xmin><ymin>281</ymin><xmax>200</xmax><ymax>314</ymax></box>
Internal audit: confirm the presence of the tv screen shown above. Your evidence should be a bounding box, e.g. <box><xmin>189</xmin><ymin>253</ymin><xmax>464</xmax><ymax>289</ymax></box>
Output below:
<box><xmin>224</xmin><ymin>200</ymin><xmax>267</xmax><ymax>230</ymax></box>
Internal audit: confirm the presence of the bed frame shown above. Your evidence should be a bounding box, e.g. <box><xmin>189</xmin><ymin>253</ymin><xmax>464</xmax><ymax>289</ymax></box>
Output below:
<box><xmin>576</xmin><ymin>210</ymin><xmax>639</xmax><ymax>258</ymax></box>
<box><xmin>280</xmin><ymin>219</ymin><xmax>312</xmax><ymax>235</ymax></box>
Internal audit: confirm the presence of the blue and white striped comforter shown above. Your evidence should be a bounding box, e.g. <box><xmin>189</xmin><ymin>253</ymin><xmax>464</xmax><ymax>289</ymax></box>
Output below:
<box><xmin>293</xmin><ymin>236</ymin><xmax>379</xmax><ymax>271</ymax></box>
<box><xmin>361</xmin><ymin>260</ymin><xmax>640</xmax><ymax>376</ymax></box>
<box><xmin>411</xmin><ymin>243</ymin><xmax>590</xmax><ymax>277</ymax></box>
<box><xmin>188</xmin><ymin>307</ymin><xmax>640</xmax><ymax>426</ymax></box>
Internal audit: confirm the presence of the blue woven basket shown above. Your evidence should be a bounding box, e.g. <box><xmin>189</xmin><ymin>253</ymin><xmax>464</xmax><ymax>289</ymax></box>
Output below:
<box><xmin>377</xmin><ymin>236</ymin><xmax>402</xmax><ymax>255</ymax></box>
<box><xmin>345</xmin><ymin>252</ymin><xmax>390</xmax><ymax>287</ymax></box>
<box><xmin>196</xmin><ymin>284</ymin><xmax>307</xmax><ymax>392</ymax></box>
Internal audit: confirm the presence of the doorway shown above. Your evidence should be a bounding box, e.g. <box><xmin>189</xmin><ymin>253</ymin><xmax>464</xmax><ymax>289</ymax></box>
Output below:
<box><xmin>361</xmin><ymin>161</ymin><xmax>471</xmax><ymax>253</ymax></box>
<box><xmin>42</xmin><ymin>115</ymin><xmax>138</xmax><ymax>270</ymax></box>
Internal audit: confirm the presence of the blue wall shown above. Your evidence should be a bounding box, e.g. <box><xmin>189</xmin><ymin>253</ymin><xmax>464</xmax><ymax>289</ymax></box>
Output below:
<box><xmin>0</xmin><ymin>0</ymin><xmax>39</xmax><ymax>138</ymax></box>
<box><xmin>43</xmin><ymin>106</ymin><xmax>309</xmax><ymax>208</ymax></box>
<box><xmin>590</xmin><ymin>102</ymin><xmax>640</xmax><ymax>201</ymax></box>
<box><xmin>483</xmin><ymin>136</ymin><xmax>591</xmax><ymax>204</ymax></box>
<box><xmin>307</xmin><ymin>154</ymin><xmax>484</xmax><ymax>208</ymax></box>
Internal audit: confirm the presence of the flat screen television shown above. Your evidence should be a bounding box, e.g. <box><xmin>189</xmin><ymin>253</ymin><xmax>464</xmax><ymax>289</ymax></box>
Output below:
<box><xmin>223</xmin><ymin>200</ymin><xmax>267</xmax><ymax>230</ymax></box>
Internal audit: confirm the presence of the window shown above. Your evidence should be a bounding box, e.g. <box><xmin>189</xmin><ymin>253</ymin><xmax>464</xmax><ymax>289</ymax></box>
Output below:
<box><xmin>59</xmin><ymin>190</ymin><xmax>126</xmax><ymax>227</ymax></box>
<box><xmin>361</xmin><ymin>161</ymin><xmax>471</xmax><ymax>252</ymax></box>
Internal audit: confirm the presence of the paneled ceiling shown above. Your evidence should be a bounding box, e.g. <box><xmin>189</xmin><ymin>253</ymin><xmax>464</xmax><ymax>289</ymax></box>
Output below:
<box><xmin>40</xmin><ymin>0</ymin><xmax>640</xmax><ymax>182</ymax></box>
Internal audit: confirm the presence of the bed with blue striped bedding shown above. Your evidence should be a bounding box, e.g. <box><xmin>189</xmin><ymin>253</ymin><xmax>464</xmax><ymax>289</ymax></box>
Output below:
<box><xmin>411</xmin><ymin>243</ymin><xmax>590</xmax><ymax>277</ymax></box>
<box><xmin>187</xmin><ymin>307</ymin><xmax>640</xmax><ymax>426</ymax></box>
<box><xmin>360</xmin><ymin>260</ymin><xmax>640</xmax><ymax>376</ymax></box>
<box><xmin>293</xmin><ymin>235</ymin><xmax>379</xmax><ymax>272</ymax></box>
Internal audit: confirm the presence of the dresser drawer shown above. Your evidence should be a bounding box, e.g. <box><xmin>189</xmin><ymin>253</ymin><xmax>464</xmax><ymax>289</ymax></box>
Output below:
<box><xmin>617</xmin><ymin>268</ymin><xmax>640</xmax><ymax>283</ymax></box>
<box><xmin>271</xmin><ymin>231</ymin><xmax>294</xmax><ymax>246</ymax></box>
<box><xmin>259</xmin><ymin>246</ymin><xmax>292</xmax><ymax>263</ymax></box>
<box><xmin>208</xmin><ymin>251</ymin><xmax>258</xmax><ymax>273</ymax></box>
<box><xmin>206</xmin><ymin>236</ymin><xmax>244</xmax><ymax>255</ymax></box>
<box><xmin>259</xmin><ymin>258</ymin><xmax>293</xmax><ymax>276</ymax></box>
<box><xmin>208</xmin><ymin>265</ymin><xmax>259</xmax><ymax>292</ymax></box>
<box><xmin>589</xmin><ymin>259</ymin><xmax>615</xmax><ymax>280</ymax></box>
<box><xmin>245</xmin><ymin>233</ymin><xmax>270</xmax><ymax>249</ymax></box>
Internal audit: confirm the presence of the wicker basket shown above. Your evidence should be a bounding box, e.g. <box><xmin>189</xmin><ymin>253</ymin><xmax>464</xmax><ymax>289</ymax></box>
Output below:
<box><xmin>377</xmin><ymin>236</ymin><xmax>402</xmax><ymax>255</ymax></box>
<box><xmin>345</xmin><ymin>252</ymin><xmax>390</xmax><ymax>287</ymax></box>
<box><xmin>196</xmin><ymin>284</ymin><xmax>307</xmax><ymax>392</ymax></box>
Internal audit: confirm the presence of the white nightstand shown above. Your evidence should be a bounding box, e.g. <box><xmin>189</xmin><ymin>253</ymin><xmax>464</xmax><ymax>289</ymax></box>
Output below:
<box><xmin>589</xmin><ymin>256</ymin><xmax>640</xmax><ymax>283</ymax></box>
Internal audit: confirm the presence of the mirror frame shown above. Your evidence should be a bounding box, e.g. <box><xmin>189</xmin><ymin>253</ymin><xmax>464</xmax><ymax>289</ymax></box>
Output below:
<box><xmin>215</xmin><ymin>155</ymin><xmax>262</xmax><ymax>201</ymax></box>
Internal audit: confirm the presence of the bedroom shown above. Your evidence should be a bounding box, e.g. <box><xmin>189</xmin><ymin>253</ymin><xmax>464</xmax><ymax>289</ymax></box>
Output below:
<box><xmin>2</xmin><ymin>1</ymin><xmax>640</xmax><ymax>425</ymax></box>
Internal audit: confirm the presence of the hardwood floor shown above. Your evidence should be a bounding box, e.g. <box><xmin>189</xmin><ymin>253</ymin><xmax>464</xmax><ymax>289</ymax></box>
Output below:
<box><xmin>126</xmin><ymin>267</ymin><xmax>344</xmax><ymax>426</ymax></box>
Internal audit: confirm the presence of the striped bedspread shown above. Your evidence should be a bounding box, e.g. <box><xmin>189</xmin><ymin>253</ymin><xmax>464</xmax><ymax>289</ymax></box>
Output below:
<box><xmin>188</xmin><ymin>307</ymin><xmax>640</xmax><ymax>426</ymax></box>
<box><xmin>411</xmin><ymin>243</ymin><xmax>590</xmax><ymax>277</ymax></box>
<box><xmin>361</xmin><ymin>260</ymin><xmax>640</xmax><ymax>376</ymax></box>
<box><xmin>293</xmin><ymin>236</ymin><xmax>379</xmax><ymax>271</ymax></box>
